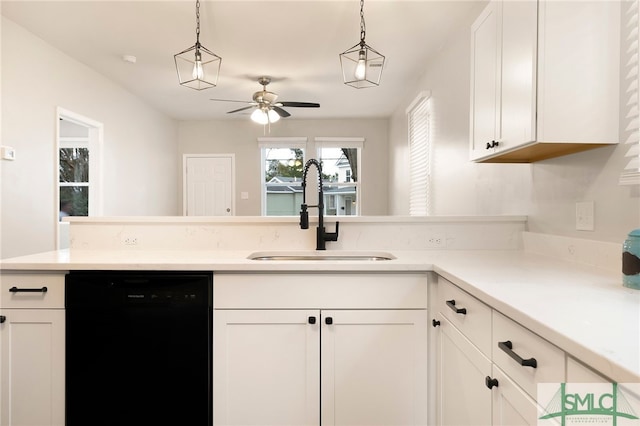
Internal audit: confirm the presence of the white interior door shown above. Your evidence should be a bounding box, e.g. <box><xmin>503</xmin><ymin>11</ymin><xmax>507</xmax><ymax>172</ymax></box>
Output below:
<box><xmin>184</xmin><ymin>155</ymin><xmax>233</xmax><ymax>216</ymax></box>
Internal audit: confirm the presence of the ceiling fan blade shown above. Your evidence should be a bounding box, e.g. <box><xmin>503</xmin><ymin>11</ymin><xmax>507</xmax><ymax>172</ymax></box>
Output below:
<box><xmin>227</xmin><ymin>105</ymin><xmax>256</xmax><ymax>114</ymax></box>
<box><xmin>210</xmin><ymin>98</ymin><xmax>255</xmax><ymax>104</ymax></box>
<box><xmin>272</xmin><ymin>106</ymin><xmax>291</xmax><ymax>118</ymax></box>
<box><xmin>279</xmin><ymin>101</ymin><xmax>320</xmax><ymax>108</ymax></box>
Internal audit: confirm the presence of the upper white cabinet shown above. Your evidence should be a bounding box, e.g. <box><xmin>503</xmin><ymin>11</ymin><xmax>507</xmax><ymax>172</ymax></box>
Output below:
<box><xmin>470</xmin><ymin>0</ymin><xmax>620</xmax><ymax>163</ymax></box>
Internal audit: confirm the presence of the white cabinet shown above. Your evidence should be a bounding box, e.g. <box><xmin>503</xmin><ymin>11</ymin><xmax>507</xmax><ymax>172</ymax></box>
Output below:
<box><xmin>470</xmin><ymin>0</ymin><xmax>620</xmax><ymax>163</ymax></box>
<box><xmin>214</xmin><ymin>309</ymin><xmax>320</xmax><ymax>426</ymax></box>
<box><xmin>434</xmin><ymin>277</ymin><xmax>564</xmax><ymax>426</ymax></box>
<box><xmin>436</xmin><ymin>315</ymin><xmax>492</xmax><ymax>426</ymax></box>
<box><xmin>213</xmin><ymin>273</ymin><xmax>429</xmax><ymax>426</ymax></box>
<box><xmin>321</xmin><ymin>310</ymin><xmax>427</xmax><ymax>426</ymax></box>
<box><xmin>469</xmin><ymin>0</ymin><xmax>501</xmax><ymax>160</ymax></box>
<box><xmin>434</xmin><ymin>276</ymin><xmax>492</xmax><ymax>425</ymax></box>
<box><xmin>0</xmin><ymin>272</ymin><xmax>66</xmax><ymax>426</ymax></box>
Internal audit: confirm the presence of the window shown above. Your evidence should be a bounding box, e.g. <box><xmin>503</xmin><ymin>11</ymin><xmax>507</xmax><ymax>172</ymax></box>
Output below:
<box><xmin>56</xmin><ymin>108</ymin><xmax>103</xmax><ymax>249</ymax></box>
<box><xmin>407</xmin><ymin>92</ymin><xmax>432</xmax><ymax>215</ymax></box>
<box><xmin>315</xmin><ymin>137</ymin><xmax>363</xmax><ymax>216</ymax></box>
<box><xmin>259</xmin><ymin>137</ymin><xmax>307</xmax><ymax>216</ymax></box>
<box><xmin>59</xmin><ymin>145</ymin><xmax>89</xmax><ymax>219</ymax></box>
<box><xmin>620</xmin><ymin>0</ymin><xmax>639</xmax><ymax>185</ymax></box>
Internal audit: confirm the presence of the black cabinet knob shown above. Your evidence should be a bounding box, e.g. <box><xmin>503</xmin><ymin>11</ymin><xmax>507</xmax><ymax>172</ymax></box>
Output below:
<box><xmin>0</xmin><ymin>315</ymin><xmax>6</xmax><ymax>324</ymax></box>
<box><xmin>432</xmin><ymin>319</ymin><xmax>441</xmax><ymax>327</ymax></box>
<box><xmin>485</xmin><ymin>376</ymin><xmax>499</xmax><ymax>389</ymax></box>
<box><xmin>308</xmin><ymin>316</ymin><xmax>316</xmax><ymax>325</ymax></box>
<box><xmin>325</xmin><ymin>317</ymin><xmax>333</xmax><ymax>325</ymax></box>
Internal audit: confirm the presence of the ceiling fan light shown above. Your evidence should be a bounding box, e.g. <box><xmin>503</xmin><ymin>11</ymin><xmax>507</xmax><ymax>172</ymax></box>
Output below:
<box><xmin>251</xmin><ymin>108</ymin><xmax>269</xmax><ymax>125</ymax></box>
<box><xmin>267</xmin><ymin>109</ymin><xmax>281</xmax><ymax>123</ymax></box>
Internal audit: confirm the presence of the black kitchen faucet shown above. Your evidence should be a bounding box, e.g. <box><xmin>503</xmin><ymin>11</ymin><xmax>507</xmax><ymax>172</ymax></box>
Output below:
<box><xmin>299</xmin><ymin>158</ymin><xmax>339</xmax><ymax>250</ymax></box>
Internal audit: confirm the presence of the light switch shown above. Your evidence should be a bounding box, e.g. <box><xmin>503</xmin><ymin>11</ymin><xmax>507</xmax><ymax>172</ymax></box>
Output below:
<box><xmin>576</xmin><ymin>201</ymin><xmax>594</xmax><ymax>231</ymax></box>
<box><xmin>1</xmin><ymin>146</ymin><xmax>16</xmax><ymax>161</ymax></box>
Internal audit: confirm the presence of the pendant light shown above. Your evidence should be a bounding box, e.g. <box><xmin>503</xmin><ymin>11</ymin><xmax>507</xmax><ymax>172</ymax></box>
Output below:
<box><xmin>174</xmin><ymin>0</ymin><xmax>222</xmax><ymax>90</ymax></box>
<box><xmin>339</xmin><ymin>0</ymin><xmax>385</xmax><ymax>89</ymax></box>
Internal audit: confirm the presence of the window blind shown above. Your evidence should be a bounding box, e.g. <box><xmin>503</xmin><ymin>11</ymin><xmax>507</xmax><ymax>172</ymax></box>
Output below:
<box><xmin>620</xmin><ymin>0</ymin><xmax>640</xmax><ymax>185</ymax></box>
<box><xmin>408</xmin><ymin>93</ymin><xmax>432</xmax><ymax>216</ymax></box>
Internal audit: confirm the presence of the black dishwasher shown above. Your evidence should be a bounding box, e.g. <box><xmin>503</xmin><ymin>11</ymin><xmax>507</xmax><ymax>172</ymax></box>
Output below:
<box><xmin>65</xmin><ymin>271</ymin><xmax>212</xmax><ymax>426</ymax></box>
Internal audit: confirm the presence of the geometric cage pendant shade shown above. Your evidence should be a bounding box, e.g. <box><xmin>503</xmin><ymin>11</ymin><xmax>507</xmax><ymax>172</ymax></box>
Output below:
<box><xmin>339</xmin><ymin>0</ymin><xmax>385</xmax><ymax>89</ymax></box>
<box><xmin>174</xmin><ymin>43</ymin><xmax>222</xmax><ymax>90</ymax></box>
<box><xmin>339</xmin><ymin>41</ymin><xmax>385</xmax><ymax>89</ymax></box>
<box><xmin>174</xmin><ymin>0</ymin><xmax>222</xmax><ymax>90</ymax></box>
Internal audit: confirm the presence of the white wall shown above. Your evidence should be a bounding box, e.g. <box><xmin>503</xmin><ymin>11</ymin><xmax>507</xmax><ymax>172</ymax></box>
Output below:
<box><xmin>1</xmin><ymin>17</ymin><xmax>179</xmax><ymax>258</ymax></box>
<box><xmin>389</xmin><ymin>1</ymin><xmax>639</xmax><ymax>244</ymax></box>
<box><xmin>178</xmin><ymin>118</ymin><xmax>389</xmax><ymax>216</ymax></box>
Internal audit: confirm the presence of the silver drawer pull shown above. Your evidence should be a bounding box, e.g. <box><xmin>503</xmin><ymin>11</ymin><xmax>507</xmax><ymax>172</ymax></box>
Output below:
<box><xmin>9</xmin><ymin>286</ymin><xmax>48</xmax><ymax>293</ymax></box>
<box><xmin>498</xmin><ymin>340</ymin><xmax>537</xmax><ymax>368</ymax></box>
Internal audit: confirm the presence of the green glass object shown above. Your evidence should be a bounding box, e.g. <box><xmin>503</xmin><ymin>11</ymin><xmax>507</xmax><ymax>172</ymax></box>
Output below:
<box><xmin>622</xmin><ymin>229</ymin><xmax>640</xmax><ymax>290</ymax></box>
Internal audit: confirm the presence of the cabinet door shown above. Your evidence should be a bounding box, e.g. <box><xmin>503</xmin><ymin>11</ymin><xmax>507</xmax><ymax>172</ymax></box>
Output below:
<box><xmin>213</xmin><ymin>309</ymin><xmax>320</xmax><ymax>426</ymax></box>
<box><xmin>470</xmin><ymin>0</ymin><xmax>501</xmax><ymax>160</ymax></box>
<box><xmin>436</xmin><ymin>315</ymin><xmax>492</xmax><ymax>426</ymax></box>
<box><xmin>500</xmin><ymin>0</ymin><xmax>537</xmax><ymax>150</ymax></box>
<box><xmin>0</xmin><ymin>309</ymin><xmax>65</xmax><ymax>426</ymax></box>
<box><xmin>491</xmin><ymin>366</ymin><xmax>539</xmax><ymax>426</ymax></box>
<box><xmin>321</xmin><ymin>310</ymin><xmax>428</xmax><ymax>426</ymax></box>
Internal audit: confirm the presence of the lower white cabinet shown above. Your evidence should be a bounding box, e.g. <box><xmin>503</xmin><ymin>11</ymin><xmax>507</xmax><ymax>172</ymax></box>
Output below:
<box><xmin>214</xmin><ymin>308</ymin><xmax>428</xmax><ymax>426</ymax></box>
<box><xmin>434</xmin><ymin>276</ymin><xmax>562</xmax><ymax>426</ymax></box>
<box><xmin>491</xmin><ymin>366</ymin><xmax>539</xmax><ymax>426</ymax></box>
<box><xmin>436</xmin><ymin>315</ymin><xmax>491</xmax><ymax>426</ymax></box>
<box><xmin>0</xmin><ymin>272</ymin><xmax>65</xmax><ymax>426</ymax></box>
<box><xmin>213</xmin><ymin>272</ymin><xmax>429</xmax><ymax>426</ymax></box>
<box><xmin>0</xmin><ymin>309</ymin><xmax>65</xmax><ymax>426</ymax></box>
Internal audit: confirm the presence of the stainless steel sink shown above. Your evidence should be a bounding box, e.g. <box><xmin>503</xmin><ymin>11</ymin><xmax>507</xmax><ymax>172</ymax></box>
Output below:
<box><xmin>248</xmin><ymin>251</ymin><xmax>396</xmax><ymax>261</ymax></box>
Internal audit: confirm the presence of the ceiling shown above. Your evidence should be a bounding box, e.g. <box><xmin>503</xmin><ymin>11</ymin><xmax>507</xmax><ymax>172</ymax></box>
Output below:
<box><xmin>1</xmin><ymin>0</ymin><xmax>483</xmax><ymax>121</ymax></box>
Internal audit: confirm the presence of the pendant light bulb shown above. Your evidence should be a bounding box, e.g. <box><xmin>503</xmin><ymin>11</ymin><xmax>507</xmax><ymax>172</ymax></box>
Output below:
<box><xmin>354</xmin><ymin>49</ymin><xmax>367</xmax><ymax>81</ymax></box>
<box><xmin>192</xmin><ymin>50</ymin><xmax>204</xmax><ymax>79</ymax></box>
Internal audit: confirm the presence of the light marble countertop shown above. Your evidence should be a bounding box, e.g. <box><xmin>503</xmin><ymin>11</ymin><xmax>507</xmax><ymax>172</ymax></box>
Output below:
<box><xmin>1</xmin><ymin>248</ymin><xmax>638</xmax><ymax>384</ymax></box>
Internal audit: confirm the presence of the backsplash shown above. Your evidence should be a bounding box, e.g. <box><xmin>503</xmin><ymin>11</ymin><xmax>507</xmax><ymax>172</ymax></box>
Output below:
<box><xmin>522</xmin><ymin>231</ymin><xmax>621</xmax><ymax>273</ymax></box>
<box><xmin>67</xmin><ymin>216</ymin><xmax>527</xmax><ymax>251</ymax></box>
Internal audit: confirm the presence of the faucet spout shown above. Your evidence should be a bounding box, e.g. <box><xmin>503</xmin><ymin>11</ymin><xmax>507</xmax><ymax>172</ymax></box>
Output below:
<box><xmin>299</xmin><ymin>159</ymin><xmax>339</xmax><ymax>250</ymax></box>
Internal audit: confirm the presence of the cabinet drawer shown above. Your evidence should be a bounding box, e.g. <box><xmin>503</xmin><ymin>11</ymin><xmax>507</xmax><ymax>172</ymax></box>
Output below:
<box><xmin>0</xmin><ymin>272</ymin><xmax>65</xmax><ymax>308</ymax></box>
<box><xmin>492</xmin><ymin>311</ymin><xmax>564</xmax><ymax>398</ymax></box>
<box><xmin>437</xmin><ymin>277</ymin><xmax>492</xmax><ymax>357</ymax></box>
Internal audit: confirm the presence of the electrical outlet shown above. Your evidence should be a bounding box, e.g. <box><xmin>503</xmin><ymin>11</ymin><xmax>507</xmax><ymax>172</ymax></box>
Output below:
<box><xmin>576</xmin><ymin>201</ymin><xmax>594</xmax><ymax>231</ymax></box>
<box><xmin>427</xmin><ymin>233</ymin><xmax>446</xmax><ymax>248</ymax></box>
<box><xmin>122</xmin><ymin>236</ymin><xmax>138</xmax><ymax>246</ymax></box>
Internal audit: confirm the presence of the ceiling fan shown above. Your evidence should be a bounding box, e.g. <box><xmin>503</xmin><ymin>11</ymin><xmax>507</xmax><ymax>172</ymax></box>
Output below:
<box><xmin>210</xmin><ymin>77</ymin><xmax>320</xmax><ymax>124</ymax></box>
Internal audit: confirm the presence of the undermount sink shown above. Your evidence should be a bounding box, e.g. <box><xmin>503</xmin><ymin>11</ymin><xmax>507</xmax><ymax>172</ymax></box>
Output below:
<box><xmin>248</xmin><ymin>251</ymin><xmax>396</xmax><ymax>261</ymax></box>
